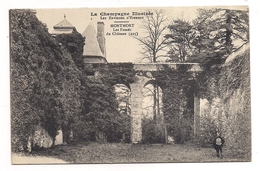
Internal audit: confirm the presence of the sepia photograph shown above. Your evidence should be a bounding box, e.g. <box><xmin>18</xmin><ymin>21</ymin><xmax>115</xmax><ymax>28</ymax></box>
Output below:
<box><xmin>9</xmin><ymin>5</ymin><xmax>251</xmax><ymax>165</ymax></box>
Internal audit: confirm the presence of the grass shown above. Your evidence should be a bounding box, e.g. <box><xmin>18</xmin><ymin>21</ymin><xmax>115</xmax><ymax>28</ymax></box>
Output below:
<box><xmin>22</xmin><ymin>142</ymin><xmax>249</xmax><ymax>164</ymax></box>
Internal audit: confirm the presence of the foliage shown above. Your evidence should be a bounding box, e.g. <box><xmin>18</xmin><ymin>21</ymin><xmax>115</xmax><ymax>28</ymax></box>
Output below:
<box><xmin>55</xmin><ymin>32</ymin><xmax>85</xmax><ymax>70</ymax></box>
<box><xmin>195</xmin><ymin>48</ymin><xmax>250</xmax><ymax>159</ymax></box>
<box><xmin>57</xmin><ymin>46</ymin><xmax>82</xmax><ymax>144</ymax></box>
<box><xmin>10</xmin><ymin>9</ymin><xmax>135</xmax><ymax>147</ymax></box>
<box><xmin>197</xmin><ymin>116</ymin><xmax>218</xmax><ymax>147</ymax></box>
<box><xmin>73</xmin><ymin>63</ymin><xmax>135</xmax><ymax>143</ymax></box>
<box><xmin>219</xmin><ymin>49</ymin><xmax>251</xmax><ymax>158</ymax></box>
<box><xmin>193</xmin><ymin>8</ymin><xmax>249</xmax><ymax>68</ymax></box>
<box><xmin>165</xmin><ymin>19</ymin><xmax>197</xmax><ymax>62</ymax></box>
<box><xmin>10</xmin><ymin>9</ymin><xmax>82</xmax><ymax>150</ymax></box>
<box><xmin>191</xmin><ymin>8</ymin><xmax>249</xmax><ymax>100</ymax></box>
<box><xmin>54</xmin><ymin>32</ymin><xmax>85</xmax><ymax>143</ymax></box>
<box><xmin>189</xmin><ymin>9</ymin><xmax>250</xmax><ymax>156</ymax></box>
<box><xmin>219</xmin><ymin>51</ymin><xmax>249</xmax><ymax>98</ymax></box>
<box><xmin>108</xmin><ymin>63</ymin><xmax>136</xmax><ymax>84</ymax></box>
<box><xmin>152</xmin><ymin>65</ymin><xmax>197</xmax><ymax>144</ymax></box>
<box><xmin>141</xmin><ymin>116</ymin><xmax>165</xmax><ymax>144</ymax></box>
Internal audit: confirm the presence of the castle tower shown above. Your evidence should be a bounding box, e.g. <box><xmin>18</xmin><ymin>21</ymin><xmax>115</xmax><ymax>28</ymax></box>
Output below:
<box><xmin>81</xmin><ymin>21</ymin><xmax>107</xmax><ymax>63</ymax></box>
<box><xmin>97</xmin><ymin>22</ymin><xmax>106</xmax><ymax>58</ymax></box>
<box><xmin>52</xmin><ymin>14</ymin><xmax>76</xmax><ymax>34</ymax></box>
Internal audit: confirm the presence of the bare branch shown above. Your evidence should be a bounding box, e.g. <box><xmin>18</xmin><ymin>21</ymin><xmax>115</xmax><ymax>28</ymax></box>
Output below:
<box><xmin>132</xmin><ymin>9</ymin><xmax>168</xmax><ymax>62</ymax></box>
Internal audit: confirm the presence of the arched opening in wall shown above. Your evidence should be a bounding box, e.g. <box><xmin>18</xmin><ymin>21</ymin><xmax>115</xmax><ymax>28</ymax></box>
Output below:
<box><xmin>113</xmin><ymin>83</ymin><xmax>131</xmax><ymax>143</ymax></box>
<box><xmin>142</xmin><ymin>80</ymin><xmax>166</xmax><ymax>143</ymax></box>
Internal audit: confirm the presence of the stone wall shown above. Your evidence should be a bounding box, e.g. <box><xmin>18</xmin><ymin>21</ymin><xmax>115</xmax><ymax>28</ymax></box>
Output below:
<box><xmin>221</xmin><ymin>45</ymin><xmax>250</xmax><ymax>159</ymax></box>
<box><xmin>27</xmin><ymin>125</ymin><xmax>63</xmax><ymax>152</ymax></box>
<box><xmin>199</xmin><ymin>42</ymin><xmax>250</xmax><ymax>159</ymax></box>
<box><xmin>130</xmin><ymin>74</ymin><xmax>153</xmax><ymax>143</ymax></box>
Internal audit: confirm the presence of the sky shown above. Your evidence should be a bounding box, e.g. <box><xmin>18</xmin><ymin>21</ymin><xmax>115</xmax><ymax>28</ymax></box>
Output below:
<box><xmin>36</xmin><ymin>7</ymin><xmax>199</xmax><ymax>63</ymax></box>
<box><xmin>35</xmin><ymin>6</ymin><xmax>248</xmax><ymax>63</ymax></box>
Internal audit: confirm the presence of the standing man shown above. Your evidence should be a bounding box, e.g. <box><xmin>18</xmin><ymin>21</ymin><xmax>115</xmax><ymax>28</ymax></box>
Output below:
<box><xmin>213</xmin><ymin>132</ymin><xmax>225</xmax><ymax>158</ymax></box>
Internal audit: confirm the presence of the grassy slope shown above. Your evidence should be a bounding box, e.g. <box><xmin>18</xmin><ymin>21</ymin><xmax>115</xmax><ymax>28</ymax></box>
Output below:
<box><xmin>18</xmin><ymin>143</ymin><xmax>249</xmax><ymax>164</ymax></box>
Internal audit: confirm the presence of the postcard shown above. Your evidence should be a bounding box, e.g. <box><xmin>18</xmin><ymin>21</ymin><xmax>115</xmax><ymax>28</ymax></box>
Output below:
<box><xmin>10</xmin><ymin>6</ymin><xmax>250</xmax><ymax>164</ymax></box>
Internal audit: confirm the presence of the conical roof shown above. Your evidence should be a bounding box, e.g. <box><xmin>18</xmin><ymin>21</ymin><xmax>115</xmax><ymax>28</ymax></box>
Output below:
<box><xmin>82</xmin><ymin>21</ymin><xmax>104</xmax><ymax>57</ymax></box>
<box><xmin>53</xmin><ymin>15</ymin><xmax>75</xmax><ymax>29</ymax></box>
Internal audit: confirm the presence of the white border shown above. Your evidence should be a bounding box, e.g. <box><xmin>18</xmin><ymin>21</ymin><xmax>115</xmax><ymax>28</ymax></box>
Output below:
<box><xmin>1</xmin><ymin>0</ymin><xmax>260</xmax><ymax>171</ymax></box>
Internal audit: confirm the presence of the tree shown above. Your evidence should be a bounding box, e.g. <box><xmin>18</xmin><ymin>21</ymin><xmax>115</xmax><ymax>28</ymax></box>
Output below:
<box><xmin>114</xmin><ymin>84</ymin><xmax>131</xmax><ymax>116</ymax></box>
<box><xmin>142</xmin><ymin>83</ymin><xmax>162</xmax><ymax>121</ymax></box>
<box><xmin>165</xmin><ymin>19</ymin><xmax>197</xmax><ymax>62</ymax></box>
<box><xmin>142</xmin><ymin>83</ymin><xmax>166</xmax><ymax>143</ymax></box>
<box><xmin>133</xmin><ymin>10</ymin><xmax>168</xmax><ymax>62</ymax></box>
<box><xmin>190</xmin><ymin>8</ymin><xmax>251</xmax><ymax>155</ymax></box>
<box><xmin>192</xmin><ymin>8</ymin><xmax>249</xmax><ymax>68</ymax></box>
<box><xmin>190</xmin><ymin>7</ymin><xmax>249</xmax><ymax>100</ymax></box>
<box><xmin>113</xmin><ymin>84</ymin><xmax>132</xmax><ymax>142</ymax></box>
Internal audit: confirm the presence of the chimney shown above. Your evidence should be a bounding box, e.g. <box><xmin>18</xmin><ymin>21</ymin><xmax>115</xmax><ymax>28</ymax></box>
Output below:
<box><xmin>97</xmin><ymin>22</ymin><xmax>106</xmax><ymax>58</ymax></box>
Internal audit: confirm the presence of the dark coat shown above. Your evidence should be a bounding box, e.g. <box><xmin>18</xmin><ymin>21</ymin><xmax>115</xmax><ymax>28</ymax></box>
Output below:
<box><xmin>213</xmin><ymin>136</ymin><xmax>225</xmax><ymax>148</ymax></box>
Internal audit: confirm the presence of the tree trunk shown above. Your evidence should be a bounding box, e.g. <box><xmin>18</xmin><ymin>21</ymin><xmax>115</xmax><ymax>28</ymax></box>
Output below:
<box><xmin>156</xmin><ymin>85</ymin><xmax>160</xmax><ymax>116</ymax></box>
<box><xmin>52</xmin><ymin>136</ymin><xmax>56</xmax><ymax>147</ymax></box>
<box><xmin>153</xmin><ymin>84</ymin><xmax>157</xmax><ymax>121</ymax></box>
<box><xmin>225</xmin><ymin>9</ymin><xmax>232</xmax><ymax>54</ymax></box>
<box><xmin>153</xmin><ymin>50</ymin><xmax>156</xmax><ymax>62</ymax></box>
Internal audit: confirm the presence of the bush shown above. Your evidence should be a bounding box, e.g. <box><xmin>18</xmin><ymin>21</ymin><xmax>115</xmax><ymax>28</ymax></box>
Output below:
<box><xmin>142</xmin><ymin>116</ymin><xmax>165</xmax><ymax>144</ymax></box>
<box><xmin>197</xmin><ymin>116</ymin><xmax>218</xmax><ymax>147</ymax></box>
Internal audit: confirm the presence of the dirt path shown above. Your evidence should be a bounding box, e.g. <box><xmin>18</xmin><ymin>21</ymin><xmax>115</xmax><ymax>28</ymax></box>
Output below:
<box><xmin>12</xmin><ymin>153</ymin><xmax>68</xmax><ymax>164</ymax></box>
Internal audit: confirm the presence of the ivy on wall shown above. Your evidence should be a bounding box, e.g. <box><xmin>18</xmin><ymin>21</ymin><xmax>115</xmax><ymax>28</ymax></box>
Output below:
<box><xmin>10</xmin><ymin>9</ymin><xmax>82</xmax><ymax>150</ymax></box>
